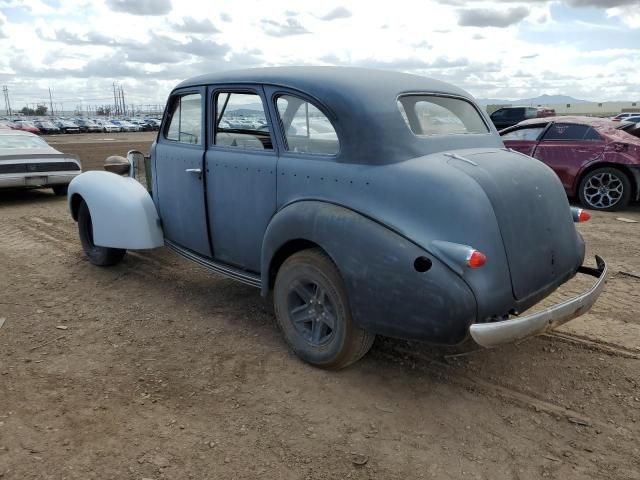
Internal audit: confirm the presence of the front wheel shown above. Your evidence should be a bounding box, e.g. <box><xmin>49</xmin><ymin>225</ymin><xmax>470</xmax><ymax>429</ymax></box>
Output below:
<box><xmin>578</xmin><ymin>167</ymin><xmax>631</xmax><ymax>211</ymax></box>
<box><xmin>273</xmin><ymin>249</ymin><xmax>375</xmax><ymax>369</ymax></box>
<box><xmin>78</xmin><ymin>200</ymin><xmax>126</xmax><ymax>266</ymax></box>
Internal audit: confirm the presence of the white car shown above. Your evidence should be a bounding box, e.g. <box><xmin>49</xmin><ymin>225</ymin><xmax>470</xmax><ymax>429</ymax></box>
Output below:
<box><xmin>612</xmin><ymin>112</ymin><xmax>640</xmax><ymax>122</ymax></box>
<box><xmin>95</xmin><ymin>120</ymin><xmax>121</xmax><ymax>133</ymax></box>
<box><xmin>0</xmin><ymin>129</ymin><xmax>82</xmax><ymax>195</ymax></box>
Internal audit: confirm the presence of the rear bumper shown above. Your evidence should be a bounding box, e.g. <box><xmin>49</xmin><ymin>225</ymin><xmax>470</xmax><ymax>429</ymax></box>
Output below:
<box><xmin>469</xmin><ymin>256</ymin><xmax>607</xmax><ymax>348</ymax></box>
<box><xmin>0</xmin><ymin>172</ymin><xmax>80</xmax><ymax>189</ymax></box>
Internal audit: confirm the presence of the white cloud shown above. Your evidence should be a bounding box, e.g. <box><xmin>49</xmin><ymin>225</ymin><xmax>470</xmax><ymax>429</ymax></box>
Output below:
<box><xmin>0</xmin><ymin>0</ymin><xmax>637</xmax><ymax>111</ymax></box>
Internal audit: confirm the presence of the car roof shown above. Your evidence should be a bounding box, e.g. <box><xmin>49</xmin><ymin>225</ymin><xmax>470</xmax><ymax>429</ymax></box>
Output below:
<box><xmin>176</xmin><ymin>66</ymin><xmax>470</xmax><ymax>101</ymax></box>
<box><xmin>506</xmin><ymin>115</ymin><xmax>640</xmax><ymax>143</ymax></box>
<box><xmin>516</xmin><ymin>115</ymin><xmax>619</xmax><ymax>129</ymax></box>
<box><xmin>174</xmin><ymin>66</ymin><xmax>502</xmax><ymax>163</ymax></box>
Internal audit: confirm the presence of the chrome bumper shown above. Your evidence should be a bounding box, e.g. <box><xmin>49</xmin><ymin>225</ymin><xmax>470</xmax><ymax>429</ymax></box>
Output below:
<box><xmin>470</xmin><ymin>256</ymin><xmax>607</xmax><ymax>348</ymax></box>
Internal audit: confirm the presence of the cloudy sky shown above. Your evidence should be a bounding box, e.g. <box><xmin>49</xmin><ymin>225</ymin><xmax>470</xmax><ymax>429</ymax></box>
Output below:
<box><xmin>0</xmin><ymin>0</ymin><xmax>638</xmax><ymax>112</ymax></box>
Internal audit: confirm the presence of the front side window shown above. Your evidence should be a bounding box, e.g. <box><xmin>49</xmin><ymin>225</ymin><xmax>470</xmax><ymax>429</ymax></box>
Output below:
<box><xmin>214</xmin><ymin>92</ymin><xmax>272</xmax><ymax>150</ymax></box>
<box><xmin>276</xmin><ymin>95</ymin><xmax>339</xmax><ymax>155</ymax></box>
<box><xmin>398</xmin><ymin>95</ymin><xmax>489</xmax><ymax>136</ymax></box>
<box><xmin>165</xmin><ymin>93</ymin><xmax>202</xmax><ymax>145</ymax></box>
<box><xmin>542</xmin><ymin>123</ymin><xmax>590</xmax><ymax>141</ymax></box>
<box><xmin>501</xmin><ymin>126</ymin><xmax>545</xmax><ymax>141</ymax></box>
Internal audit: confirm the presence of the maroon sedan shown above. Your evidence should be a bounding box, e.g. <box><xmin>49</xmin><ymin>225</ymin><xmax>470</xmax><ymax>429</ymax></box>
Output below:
<box><xmin>501</xmin><ymin>116</ymin><xmax>640</xmax><ymax>211</ymax></box>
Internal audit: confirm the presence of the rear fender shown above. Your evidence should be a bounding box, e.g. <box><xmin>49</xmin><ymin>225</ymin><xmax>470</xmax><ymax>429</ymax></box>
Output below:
<box><xmin>261</xmin><ymin>201</ymin><xmax>477</xmax><ymax>344</ymax></box>
<box><xmin>68</xmin><ymin>171</ymin><xmax>164</xmax><ymax>249</ymax></box>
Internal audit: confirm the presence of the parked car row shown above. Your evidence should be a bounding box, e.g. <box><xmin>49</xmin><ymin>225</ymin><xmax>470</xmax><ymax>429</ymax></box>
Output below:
<box><xmin>0</xmin><ymin>116</ymin><xmax>161</xmax><ymax>135</ymax></box>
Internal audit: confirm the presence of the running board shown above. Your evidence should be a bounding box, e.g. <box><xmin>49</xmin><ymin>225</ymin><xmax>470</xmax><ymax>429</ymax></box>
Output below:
<box><xmin>165</xmin><ymin>240</ymin><xmax>261</xmax><ymax>288</ymax></box>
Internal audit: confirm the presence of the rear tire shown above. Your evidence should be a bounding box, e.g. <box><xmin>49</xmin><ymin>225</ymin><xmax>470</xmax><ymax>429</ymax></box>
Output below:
<box><xmin>578</xmin><ymin>167</ymin><xmax>631</xmax><ymax>211</ymax></box>
<box><xmin>78</xmin><ymin>200</ymin><xmax>126</xmax><ymax>266</ymax></box>
<box><xmin>52</xmin><ymin>185</ymin><xmax>68</xmax><ymax>196</ymax></box>
<box><xmin>273</xmin><ymin>248</ymin><xmax>375</xmax><ymax>369</ymax></box>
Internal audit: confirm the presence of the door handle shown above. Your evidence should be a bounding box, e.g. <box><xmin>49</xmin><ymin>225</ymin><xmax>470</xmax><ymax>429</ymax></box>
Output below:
<box><xmin>185</xmin><ymin>168</ymin><xmax>202</xmax><ymax>174</ymax></box>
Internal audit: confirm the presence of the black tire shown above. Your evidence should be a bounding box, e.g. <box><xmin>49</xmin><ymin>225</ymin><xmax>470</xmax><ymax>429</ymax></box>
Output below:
<box><xmin>52</xmin><ymin>185</ymin><xmax>68</xmax><ymax>196</ymax></box>
<box><xmin>578</xmin><ymin>167</ymin><xmax>631</xmax><ymax>211</ymax></box>
<box><xmin>273</xmin><ymin>248</ymin><xmax>375</xmax><ymax>369</ymax></box>
<box><xmin>77</xmin><ymin>200</ymin><xmax>126</xmax><ymax>266</ymax></box>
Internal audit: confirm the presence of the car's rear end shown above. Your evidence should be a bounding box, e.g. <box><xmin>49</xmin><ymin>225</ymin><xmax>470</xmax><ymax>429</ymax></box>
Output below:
<box><xmin>348</xmin><ymin>90</ymin><xmax>607</xmax><ymax>349</ymax></box>
<box><xmin>0</xmin><ymin>130</ymin><xmax>82</xmax><ymax>192</ymax></box>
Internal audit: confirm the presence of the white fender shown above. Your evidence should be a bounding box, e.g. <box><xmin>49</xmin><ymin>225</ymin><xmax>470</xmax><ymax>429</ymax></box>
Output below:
<box><xmin>68</xmin><ymin>170</ymin><xmax>164</xmax><ymax>249</ymax></box>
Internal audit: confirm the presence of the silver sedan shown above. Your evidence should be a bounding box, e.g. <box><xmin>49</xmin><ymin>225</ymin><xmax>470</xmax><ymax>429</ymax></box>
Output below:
<box><xmin>0</xmin><ymin>129</ymin><xmax>82</xmax><ymax>195</ymax></box>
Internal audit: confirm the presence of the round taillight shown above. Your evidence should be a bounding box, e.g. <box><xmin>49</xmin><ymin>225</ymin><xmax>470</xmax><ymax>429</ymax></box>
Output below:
<box><xmin>466</xmin><ymin>250</ymin><xmax>487</xmax><ymax>268</ymax></box>
<box><xmin>578</xmin><ymin>209</ymin><xmax>591</xmax><ymax>222</ymax></box>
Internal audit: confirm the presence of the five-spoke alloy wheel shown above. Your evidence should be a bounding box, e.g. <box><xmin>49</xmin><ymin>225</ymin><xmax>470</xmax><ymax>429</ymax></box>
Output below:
<box><xmin>274</xmin><ymin>249</ymin><xmax>375</xmax><ymax>369</ymax></box>
<box><xmin>578</xmin><ymin>167</ymin><xmax>631</xmax><ymax>212</ymax></box>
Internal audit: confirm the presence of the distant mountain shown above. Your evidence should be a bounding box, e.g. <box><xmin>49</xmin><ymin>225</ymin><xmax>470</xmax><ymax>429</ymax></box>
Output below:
<box><xmin>476</xmin><ymin>94</ymin><xmax>589</xmax><ymax>106</ymax></box>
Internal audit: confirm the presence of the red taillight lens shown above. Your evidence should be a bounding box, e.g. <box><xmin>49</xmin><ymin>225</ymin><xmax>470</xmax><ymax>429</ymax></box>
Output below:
<box><xmin>467</xmin><ymin>250</ymin><xmax>487</xmax><ymax>268</ymax></box>
<box><xmin>578</xmin><ymin>209</ymin><xmax>591</xmax><ymax>222</ymax></box>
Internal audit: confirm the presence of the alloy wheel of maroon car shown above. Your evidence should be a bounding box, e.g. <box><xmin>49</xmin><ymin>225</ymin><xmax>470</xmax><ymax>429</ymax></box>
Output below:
<box><xmin>578</xmin><ymin>167</ymin><xmax>631</xmax><ymax>211</ymax></box>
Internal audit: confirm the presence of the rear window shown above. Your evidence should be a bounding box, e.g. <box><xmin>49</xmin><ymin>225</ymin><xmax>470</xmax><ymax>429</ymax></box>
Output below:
<box><xmin>0</xmin><ymin>135</ymin><xmax>49</xmax><ymax>149</ymax></box>
<box><xmin>397</xmin><ymin>95</ymin><xmax>489</xmax><ymax>136</ymax></box>
<box><xmin>542</xmin><ymin>123</ymin><xmax>599</xmax><ymax>141</ymax></box>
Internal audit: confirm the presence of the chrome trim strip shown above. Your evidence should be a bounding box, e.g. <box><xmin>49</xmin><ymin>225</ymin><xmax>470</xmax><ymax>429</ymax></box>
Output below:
<box><xmin>470</xmin><ymin>256</ymin><xmax>607</xmax><ymax>348</ymax></box>
<box><xmin>165</xmin><ymin>239</ymin><xmax>261</xmax><ymax>288</ymax></box>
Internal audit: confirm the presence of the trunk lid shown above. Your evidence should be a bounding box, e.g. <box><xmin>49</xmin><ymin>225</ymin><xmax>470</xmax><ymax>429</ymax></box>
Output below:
<box><xmin>447</xmin><ymin>148</ymin><xmax>581</xmax><ymax>301</ymax></box>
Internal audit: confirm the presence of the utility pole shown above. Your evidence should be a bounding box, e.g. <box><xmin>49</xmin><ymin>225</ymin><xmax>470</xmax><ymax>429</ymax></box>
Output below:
<box><xmin>119</xmin><ymin>85</ymin><xmax>126</xmax><ymax>117</ymax></box>
<box><xmin>113</xmin><ymin>82</ymin><xmax>119</xmax><ymax>115</ymax></box>
<box><xmin>48</xmin><ymin>88</ymin><xmax>54</xmax><ymax>116</ymax></box>
<box><xmin>2</xmin><ymin>86</ymin><xmax>12</xmax><ymax>116</ymax></box>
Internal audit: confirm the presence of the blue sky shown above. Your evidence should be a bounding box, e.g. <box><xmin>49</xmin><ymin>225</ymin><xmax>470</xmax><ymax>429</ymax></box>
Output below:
<box><xmin>0</xmin><ymin>0</ymin><xmax>638</xmax><ymax>111</ymax></box>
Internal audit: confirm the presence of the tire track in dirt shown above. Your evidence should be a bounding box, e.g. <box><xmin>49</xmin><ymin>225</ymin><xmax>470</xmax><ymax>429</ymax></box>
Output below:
<box><xmin>1</xmin><ymin>215</ymin><xmax>175</xmax><ymax>283</ymax></box>
<box><xmin>372</xmin><ymin>339</ymin><xmax>636</xmax><ymax>437</ymax></box>
<box><xmin>544</xmin><ymin>331</ymin><xmax>640</xmax><ymax>359</ymax></box>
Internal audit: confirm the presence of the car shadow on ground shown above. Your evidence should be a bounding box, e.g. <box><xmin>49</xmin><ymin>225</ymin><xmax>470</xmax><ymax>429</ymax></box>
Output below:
<box><xmin>0</xmin><ymin>188</ymin><xmax>62</xmax><ymax>207</ymax></box>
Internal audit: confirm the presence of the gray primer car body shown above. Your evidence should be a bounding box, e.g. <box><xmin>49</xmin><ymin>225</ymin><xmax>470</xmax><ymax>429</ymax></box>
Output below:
<box><xmin>69</xmin><ymin>67</ymin><xmax>605</xmax><ymax>347</ymax></box>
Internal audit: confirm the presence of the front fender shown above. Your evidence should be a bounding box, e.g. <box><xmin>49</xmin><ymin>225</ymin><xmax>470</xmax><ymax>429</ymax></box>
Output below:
<box><xmin>68</xmin><ymin>171</ymin><xmax>164</xmax><ymax>249</ymax></box>
<box><xmin>261</xmin><ymin>201</ymin><xmax>477</xmax><ymax>344</ymax></box>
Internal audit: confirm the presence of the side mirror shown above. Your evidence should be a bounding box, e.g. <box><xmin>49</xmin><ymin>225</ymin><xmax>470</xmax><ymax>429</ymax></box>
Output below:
<box><xmin>104</xmin><ymin>155</ymin><xmax>130</xmax><ymax>175</ymax></box>
<box><xmin>103</xmin><ymin>150</ymin><xmax>145</xmax><ymax>178</ymax></box>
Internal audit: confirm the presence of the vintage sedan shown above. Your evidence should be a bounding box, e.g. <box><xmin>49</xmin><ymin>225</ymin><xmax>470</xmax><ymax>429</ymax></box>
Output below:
<box><xmin>0</xmin><ymin>129</ymin><xmax>82</xmax><ymax>195</ymax></box>
<box><xmin>501</xmin><ymin>116</ymin><xmax>640</xmax><ymax>211</ymax></box>
<box><xmin>67</xmin><ymin>67</ymin><xmax>606</xmax><ymax>369</ymax></box>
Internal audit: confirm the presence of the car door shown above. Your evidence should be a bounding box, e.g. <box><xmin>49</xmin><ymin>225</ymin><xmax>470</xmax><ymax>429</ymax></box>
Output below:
<box><xmin>501</xmin><ymin>125</ymin><xmax>546</xmax><ymax>156</ymax></box>
<box><xmin>154</xmin><ymin>88</ymin><xmax>211</xmax><ymax>257</ymax></box>
<box><xmin>204</xmin><ymin>86</ymin><xmax>277</xmax><ymax>272</ymax></box>
<box><xmin>533</xmin><ymin>123</ymin><xmax>606</xmax><ymax>190</ymax></box>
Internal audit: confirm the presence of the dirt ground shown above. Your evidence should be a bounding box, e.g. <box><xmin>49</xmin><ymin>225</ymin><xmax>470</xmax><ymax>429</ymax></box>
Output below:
<box><xmin>1</xmin><ymin>132</ymin><xmax>639</xmax><ymax>480</ymax></box>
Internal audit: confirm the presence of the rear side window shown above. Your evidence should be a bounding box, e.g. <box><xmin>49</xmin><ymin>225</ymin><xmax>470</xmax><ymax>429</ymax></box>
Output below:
<box><xmin>525</xmin><ymin>108</ymin><xmax>538</xmax><ymax>119</ymax></box>
<box><xmin>583</xmin><ymin>127</ymin><xmax>602</xmax><ymax>141</ymax></box>
<box><xmin>275</xmin><ymin>95</ymin><xmax>339</xmax><ymax>155</ymax></box>
<box><xmin>165</xmin><ymin>93</ymin><xmax>202</xmax><ymax>145</ymax></box>
<box><xmin>501</xmin><ymin>127</ymin><xmax>545</xmax><ymax>141</ymax></box>
<box><xmin>542</xmin><ymin>123</ymin><xmax>591</xmax><ymax>141</ymax></box>
<box><xmin>398</xmin><ymin>95</ymin><xmax>489</xmax><ymax>136</ymax></box>
<box><xmin>214</xmin><ymin>92</ymin><xmax>272</xmax><ymax>150</ymax></box>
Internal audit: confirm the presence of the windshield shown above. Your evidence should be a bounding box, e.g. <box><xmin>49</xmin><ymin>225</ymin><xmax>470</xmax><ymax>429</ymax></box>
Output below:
<box><xmin>397</xmin><ymin>95</ymin><xmax>489</xmax><ymax>136</ymax></box>
<box><xmin>0</xmin><ymin>135</ymin><xmax>50</xmax><ymax>149</ymax></box>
